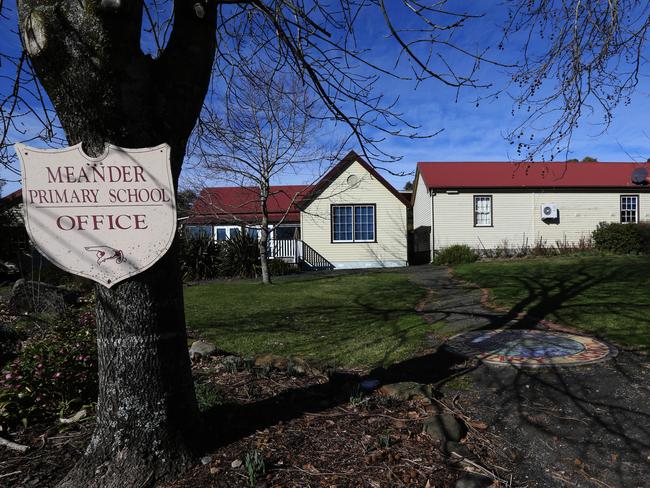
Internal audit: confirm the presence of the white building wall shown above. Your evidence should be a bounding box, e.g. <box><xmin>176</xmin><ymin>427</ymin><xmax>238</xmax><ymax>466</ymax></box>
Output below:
<box><xmin>431</xmin><ymin>190</ymin><xmax>650</xmax><ymax>251</ymax></box>
<box><xmin>301</xmin><ymin>160</ymin><xmax>408</xmax><ymax>268</ymax></box>
<box><xmin>412</xmin><ymin>173</ymin><xmax>431</xmax><ymax>230</ymax></box>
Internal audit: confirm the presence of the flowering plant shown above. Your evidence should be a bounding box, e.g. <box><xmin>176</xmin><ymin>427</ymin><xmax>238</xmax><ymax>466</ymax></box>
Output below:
<box><xmin>0</xmin><ymin>310</ymin><xmax>97</xmax><ymax>428</ymax></box>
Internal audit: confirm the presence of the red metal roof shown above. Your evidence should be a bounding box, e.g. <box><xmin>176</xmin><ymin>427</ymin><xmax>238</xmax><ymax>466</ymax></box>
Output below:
<box><xmin>187</xmin><ymin>185</ymin><xmax>308</xmax><ymax>225</ymax></box>
<box><xmin>0</xmin><ymin>189</ymin><xmax>22</xmax><ymax>208</ymax></box>
<box><xmin>417</xmin><ymin>161</ymin><xmax>650</xmax><ymax>189</ymax></box>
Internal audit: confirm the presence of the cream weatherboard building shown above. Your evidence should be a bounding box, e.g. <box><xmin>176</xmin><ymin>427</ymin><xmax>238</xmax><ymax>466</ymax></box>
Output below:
<box><xmin>412</xmin><ymin>161</ymin><xmax>650</xmax><ymax>261</ymax></box>
<box><xmin>187</xmin><ymin>151</ymin><xmax>409</xmax><ymax>269</ymax></box>
<box><xmin>299</xmin><ymin>152</ymin><xmax>409</xmax><ymax>268</ymax></box>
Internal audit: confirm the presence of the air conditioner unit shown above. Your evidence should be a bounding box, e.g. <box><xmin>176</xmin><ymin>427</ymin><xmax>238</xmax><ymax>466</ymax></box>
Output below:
<box><xmin>541</xmin><ymin>203</ymin><xmax>558</xmax><ymax>220</ymax></box>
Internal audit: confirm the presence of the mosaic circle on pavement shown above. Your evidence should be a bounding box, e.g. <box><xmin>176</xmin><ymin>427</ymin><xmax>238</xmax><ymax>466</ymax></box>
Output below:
<box><xmin>445</xmin><ymin>329</ymin><xmax>617</xmax><ymax>367</ymax></box>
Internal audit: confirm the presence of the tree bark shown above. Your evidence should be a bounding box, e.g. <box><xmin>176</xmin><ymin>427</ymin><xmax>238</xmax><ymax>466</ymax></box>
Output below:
<box><xmin>16</xmin><ymin>1</ymin><xmax>217</xmax><ymax>486</ymax></box>
<box><xmin>259</xmin><ymin>184</ymin><xmax>272</xmax><ymax>284</ymax></box>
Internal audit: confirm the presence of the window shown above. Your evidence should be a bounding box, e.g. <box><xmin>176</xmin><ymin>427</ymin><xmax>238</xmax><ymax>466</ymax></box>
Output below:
<box><xmin>621</xmin><ymin>195</ymin><xmax>639</xmax><ymax>223</ymax></box>
<box><xmin>332</xmin><ymin>206</ymin><xmax>353</xmax><ymax>241</ymax></box>
<box><xmin>474</xmin><ymin>195</ymin><xmax>492</xmax><ymax>227</ymax></box>
<box><xmin>274</xmin><ymin>226</ymin><xmax>299</xmax><ymax>240</ymax></box>
<box><xmin>332</xmin><ymin>204</ymin><xmax>375</xmax><ymax>242</ymax></box>
<box><xmin>186</xmin><ymin>225</ymin><xmax>213</xmax><ymax>239</ymax></box>
<box><xmin>216</xmin><ymin>228</ymin><xmax>228</xmax><ymax>241</ymax></box>
<box><xmin>215</xmin><ymin>226</ymin><xmax>242</xmax><ymax>241</ymax></box>
<box><xmin>354</xmin><ymin>206</ymin><xmax>375</xmax><ymax>241</ymax></box>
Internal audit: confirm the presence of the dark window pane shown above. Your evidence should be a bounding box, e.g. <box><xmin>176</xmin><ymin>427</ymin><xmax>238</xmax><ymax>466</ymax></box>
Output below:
<box><xmin>275</xmin><ymin>226</ymin><xmax>297</xmax><ymax>240</ymax></box>
<box><xmin>354</xmin><ymin>205</ymin><xmax>374</xmax><ymax>240</ymax></box>
<box><xmin>186</xmin><ymin>225</ymin><xmax>212</xmax><ymax>239</ymax></box>
<box><xmin>216</xmin><ymin>228</ymin><xmax>227</xmax><ymax>241</ymax></box>
<box><xmin>333</xmin><ymin>206</ymin><xmax>353</xmax><ymax>241</ymax></box>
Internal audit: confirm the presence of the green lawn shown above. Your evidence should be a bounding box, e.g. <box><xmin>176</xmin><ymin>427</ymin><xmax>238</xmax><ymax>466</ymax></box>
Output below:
<box><xmin>453</xmin><ymin>255</ymin><xmax>650</xmax><ymax>350</ymax></box>
<box><xmin>184</xmin><ymin>272</ymin><xmax>433</xmax><ymax>369</ymax></box>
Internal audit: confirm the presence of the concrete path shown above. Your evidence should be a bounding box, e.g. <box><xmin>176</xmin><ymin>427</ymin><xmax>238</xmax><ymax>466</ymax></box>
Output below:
<box><xmin>402</xmin><ymin>265</ymin><xmax>650</xmax><ymax>488</ymax></box>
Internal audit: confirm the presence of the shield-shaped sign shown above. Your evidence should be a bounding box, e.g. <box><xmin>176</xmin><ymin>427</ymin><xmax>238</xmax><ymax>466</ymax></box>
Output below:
<box><xmin>15</xmin><ymin>142</ymin><xmax>177</xmax><ymax>288</ymax></box>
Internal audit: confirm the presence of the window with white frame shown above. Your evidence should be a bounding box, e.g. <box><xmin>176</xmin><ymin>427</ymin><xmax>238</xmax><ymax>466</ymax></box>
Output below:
<box><xmin>620</xmin><ymin>195</ymin><xmax>639</xmax><ymax>223</ymax></box>
<box><xmin>474</xmin><ymin>195</ymin><xmax>492</xmax><ymax>227</ymax></box>
<box><xmin>214</xmin><ymin>225</ymin><xmax>242</xmax><ymax>241</ymax></box>
<box><xmin>332</xmin><ymin>204</ymin><xmax>375</xmax><ymax>242</ymax></box>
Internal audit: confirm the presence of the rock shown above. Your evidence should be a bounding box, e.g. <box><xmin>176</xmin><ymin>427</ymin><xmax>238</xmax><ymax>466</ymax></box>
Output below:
<box><xmin>423</xmin><ymin>414</ymin><xmax>467</xmax><ymax>442</ymax></box>
<box><xmin>221</xmin><ymin>355</ymin><xmax>244</xmax><ymax>372</ymax></box>
<box><xmin>231</xmin><ymin>459</ymin><xmax>242</xmax><ymax>469</ymax></box>
<box><xmin>455</xmin><ymin>473</ymin><xmax>493</xmax><ymax>488</ymax></box>
<box><xmin>288</xmin><ymin>357</ymin><xmax>309</xmax><ymax>375</ymax></box>
<box><xmin>254</xmin><ymin>353</ymin><xmax>287</xmax><ymax>370</ymax></box>
<box><xmin>378</xmin><ymin>382</ymin><xmax>433</xmax><ymax>401</ymax></box>
<box><xmin>8</xmin><ymin>279</ymin><xmax>78</xmax><ymax>316</ymax></box>
<box><xmin>189</xmin><ymin>340</ymin><xmax>217</xmax><ymax>358</ymax></box>
<box><xmin>200</xmin><ymin>456</ymin><xmax>212</xmax><ymax>465</ymax></box>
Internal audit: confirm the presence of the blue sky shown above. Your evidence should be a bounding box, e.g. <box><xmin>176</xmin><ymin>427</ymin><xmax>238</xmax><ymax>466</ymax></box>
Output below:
<box><xmin>1</xmin><ymin>2</ymin><xmax>649</xmax><ymax>195</ymax></box>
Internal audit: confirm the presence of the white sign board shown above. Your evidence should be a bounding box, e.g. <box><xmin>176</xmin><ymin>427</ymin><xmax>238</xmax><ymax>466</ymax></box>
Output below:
<box><xmin>16</xmin><ymin>143</ymin><xmax>177</xmax><ymax>288</ymax></box>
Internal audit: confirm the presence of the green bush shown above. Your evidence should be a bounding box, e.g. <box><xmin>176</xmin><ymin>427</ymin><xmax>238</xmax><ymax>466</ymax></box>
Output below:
<box><xmin>179</xmin><ymin>233</ymin><xmax>222</xmax><ymax>281</ymax></box>
<box><xmin>434</xmin><ymin>244</ymin><xmax>479</xmax><ymax>265</ymax></box>
<box><xmin>0</xmin><ymin>310</ymin><xmax>97</xmax><ymax>428</ymax></box>
<box><xmin>218</xmin><ymin>232</ymin><xmax>261</xmax><ymax>278</ymax></box>
<box><xmin>638</xmin><ymin>223</ymin><xmax>650</xmax><ymax>253</ymax></box>
<box><xmin>592</xmin><ymin>222</ymin><xmax>643</xmax><ymax>254</ymax></box>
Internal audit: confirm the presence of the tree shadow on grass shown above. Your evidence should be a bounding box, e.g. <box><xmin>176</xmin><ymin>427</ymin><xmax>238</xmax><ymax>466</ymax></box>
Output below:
<box><xmin>200</xmin><ymin>262</ymin><xmax>650</xmax><ymax>487</ymax></box>
<box><xmin>428</xmin><ymin>261</ymin><xmax>650</xmax><ymax>487</ymax></box>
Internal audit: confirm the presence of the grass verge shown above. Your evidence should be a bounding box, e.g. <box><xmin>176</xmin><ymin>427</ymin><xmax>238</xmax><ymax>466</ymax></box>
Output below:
<box><xmin>453</xmin><ymin>255</ymin><xmax>650</xmax><ymax>350</ymax></box>
<box><xmin>184</xmin><ymin>272</ymin><xmax>434</xmax><ymax>369</ymax></box>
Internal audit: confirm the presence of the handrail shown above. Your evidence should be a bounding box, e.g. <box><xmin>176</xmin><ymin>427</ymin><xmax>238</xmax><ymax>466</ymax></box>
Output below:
<box><xmin>300</xmin><ymin>241</ymin><xmax>334</xmax><ymax>270</ymax></box>
<box><xmin>269</xmin><ymin>239</ymin><xmax>334</xmax><ymax>270</ymax></box>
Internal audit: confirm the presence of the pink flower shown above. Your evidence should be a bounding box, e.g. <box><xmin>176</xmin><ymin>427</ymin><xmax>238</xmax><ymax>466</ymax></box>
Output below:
<box><xmin>4</xmin><ymin>373</ymin><xmax>12</xmax><ymax>380</ymax></box>
<box><xmin>53</xmin><ymin>372</ymin><xmax>62</xmax><ymax>379</ymax></box>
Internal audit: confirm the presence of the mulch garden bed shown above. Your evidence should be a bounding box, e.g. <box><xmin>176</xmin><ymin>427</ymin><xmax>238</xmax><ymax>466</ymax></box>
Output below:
<box><xmin>1</xmin><ymin>353</ymin><xmax>515</xmax><ymax>488</ymax></box>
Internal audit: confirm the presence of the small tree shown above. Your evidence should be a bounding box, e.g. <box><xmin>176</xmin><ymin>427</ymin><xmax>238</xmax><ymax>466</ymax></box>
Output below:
<box><xmin>193</xmin><ymin>68</ymin><xmax>326</xmax><ymax>284</ymax></box>
<box><xmin>176</xmin><ymin>189</ymin><xmax>198</xmax><ymax>219</ymax></box>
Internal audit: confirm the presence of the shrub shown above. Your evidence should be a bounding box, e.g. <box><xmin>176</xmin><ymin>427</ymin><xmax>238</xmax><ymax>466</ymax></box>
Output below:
<box><xmin>434</xmin><ymin>244</ymin><xmax>479</xmax><ymax>265</ymax></box>
<box><xmin>0</xmin><ymin>310</ymin><xmax>97</xmax><ymax>428</ymax></box>
<box><xmin>218</xmin><ymin>232</ymin><xmax>261</xmax><ymax>278</ymax></box>
<box><xmin>638</xmin><ymin>223</ymin><xmax>650</xmax><ymax>253</ymax></box>
<box><xmin>179</xmin><ymin>233</ymin><xmax>222</xmax><ymax>281</ymax></box>
<box><xmin>592</xmin><ymin>222</ymin><xmax>643</xmax><ymax>254</ymax></box>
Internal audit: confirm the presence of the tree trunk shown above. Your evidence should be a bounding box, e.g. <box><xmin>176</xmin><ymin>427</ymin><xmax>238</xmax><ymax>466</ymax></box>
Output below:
<box><xmin>17</xmin><ymin>1</ymin><xmax>217</xmax><ymax>486</ymax></box>
<box><xmin>59</xmin><ymin>237</ymin><xmax>200</xmax><ymax>488</ymax></box>
<box><xmin>259</xmin><ymin>222</ymin><xmax>271</xmax><ymax>284</ymax></box>
<box><xmin>259</xmin><ymin>185</ymin><xmax>272</xmax><ymax>284</ymax></box>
